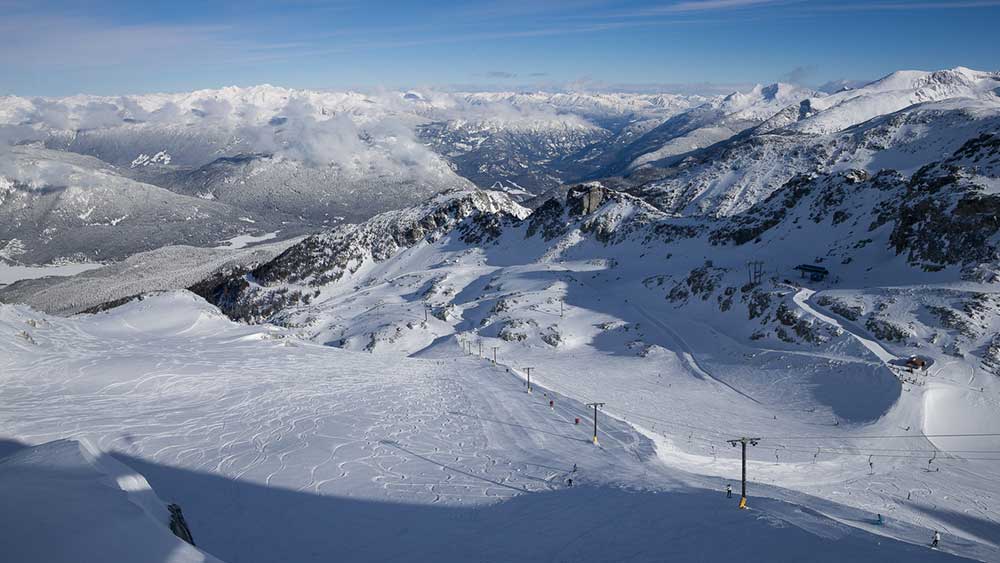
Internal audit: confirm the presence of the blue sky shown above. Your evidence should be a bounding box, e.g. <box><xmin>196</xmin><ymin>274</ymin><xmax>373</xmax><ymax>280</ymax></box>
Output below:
<box><xmin>2</xmin><ymin>0</ymin><xmax>998</xmax><ymax>96</ymax></box>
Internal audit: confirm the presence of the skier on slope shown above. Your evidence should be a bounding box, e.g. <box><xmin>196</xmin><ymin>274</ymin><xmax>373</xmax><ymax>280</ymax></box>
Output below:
<box><xmin>932</xmin><ymin>530</ymin><xmax>940</xmax><ymax>548</ymax></box>
<box><xmin>726</xmin><ymin>484</ymin><xmax>732</xmax><ymax>498</ymax></box>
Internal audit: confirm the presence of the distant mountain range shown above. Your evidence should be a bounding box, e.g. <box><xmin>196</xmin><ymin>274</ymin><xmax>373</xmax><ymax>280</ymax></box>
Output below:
<box><xmin>0</xmin><ymin>67</ymin><xmax>996</xmax><ymax>264</ymax></box>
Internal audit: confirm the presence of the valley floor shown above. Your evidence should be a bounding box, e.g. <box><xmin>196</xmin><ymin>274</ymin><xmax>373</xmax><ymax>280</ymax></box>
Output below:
<box><xmin>1</xmin><ymin>292</ymin><xmax>996</xmax><ymax>561</ymax></box>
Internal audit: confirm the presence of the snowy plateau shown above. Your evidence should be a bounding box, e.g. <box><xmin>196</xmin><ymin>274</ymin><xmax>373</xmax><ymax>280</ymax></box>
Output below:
<box><xmin>1</xmin><ymin>66</ymin><xmax>1000</xmax><ymax>562</ymax></box>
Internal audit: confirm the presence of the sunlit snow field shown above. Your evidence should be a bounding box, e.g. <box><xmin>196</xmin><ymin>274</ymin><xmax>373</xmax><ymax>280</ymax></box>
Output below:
<box><xmin>1</xmin><ymin>291</ymin><xmax>993</xmax><ymax>562</ymax></box>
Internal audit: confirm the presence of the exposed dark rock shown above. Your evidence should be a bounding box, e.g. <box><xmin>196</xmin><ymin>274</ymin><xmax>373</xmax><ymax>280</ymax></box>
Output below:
<box><xmin>167</xmin><ymin>504</ymin><xmax>196</xmax><ymax>546</ymax></box>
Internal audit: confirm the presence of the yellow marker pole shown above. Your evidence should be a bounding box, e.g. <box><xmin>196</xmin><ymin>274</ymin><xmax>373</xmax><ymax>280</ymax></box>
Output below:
<box><xmin>727</xmin><ymin>436</ymin><xmax>760</xmax><ymax>510</ymax></box>
<box><xmin>587</xmin><ymin>402</ymin><xmax>605</xmax><ymax>445</ymax></box>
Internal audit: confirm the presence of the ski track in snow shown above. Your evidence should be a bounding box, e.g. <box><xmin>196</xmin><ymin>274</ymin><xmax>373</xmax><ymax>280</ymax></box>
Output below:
<box><xmin>2</xmin><ymin>293</ymin><xmax>997</xmax><ymax>561</ymax></box>
<box><xmin>0</xmin><ymin>297</ymin><xmax>655</xmax><ymax>509</ymax></box>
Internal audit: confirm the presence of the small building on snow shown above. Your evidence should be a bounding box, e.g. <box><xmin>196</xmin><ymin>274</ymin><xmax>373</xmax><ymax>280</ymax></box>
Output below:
<box><xmin>794</xmin><ymin>264</ymin><xmax>830</xmax><ymax>282</ymax></box>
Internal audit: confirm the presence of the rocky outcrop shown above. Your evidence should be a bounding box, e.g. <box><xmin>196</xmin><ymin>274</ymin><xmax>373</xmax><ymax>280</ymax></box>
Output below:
<box><xmin>167</xmin><ymin>504</ymin><xmax>196</xmax><ymax>546</ymax></box>
<box><xmin>198</xmin><ymin>190</ymin><xmax>528</xmax><ymax>322</ymax></box>
<box><xmin>567</xmin><ymin>185</ymin><xmax>607</xmax><ymax>216</ymax></box>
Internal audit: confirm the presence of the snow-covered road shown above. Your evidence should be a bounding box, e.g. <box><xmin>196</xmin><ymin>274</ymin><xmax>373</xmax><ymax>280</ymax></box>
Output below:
<box><xmin>793</xmin><ymin>288</ymin><xmax>898</xmax><ymax>364</ymax></box>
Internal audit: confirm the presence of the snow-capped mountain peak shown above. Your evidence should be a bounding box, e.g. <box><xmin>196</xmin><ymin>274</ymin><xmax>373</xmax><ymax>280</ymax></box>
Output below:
<box><xmin>790</xmin><ymin>66</ymin><xmax>1000</xmax><ymax>135</ymax></box>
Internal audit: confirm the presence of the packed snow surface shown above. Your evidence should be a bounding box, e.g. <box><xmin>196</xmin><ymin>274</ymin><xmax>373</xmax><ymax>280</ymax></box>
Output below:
<box><xmin>0</xmin><ymin>292</ymin><xmax>993</xmax><ymax>561</ymax></box>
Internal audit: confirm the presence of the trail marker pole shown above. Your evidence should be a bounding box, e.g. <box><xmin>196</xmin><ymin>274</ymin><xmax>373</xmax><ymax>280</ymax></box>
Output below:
<box><xmin>587</xmin><ymin>402</ymin><xmax>605</xmax><ymax>445</ymax></box>
<box><xmin>524</xmin><ymin>367</ymin><xmax>533</xmax><ymax>393</ymax></box>
<box><xmin>424</xmin><ymin>304</ymin><xmax>429</xmax><ymax>323</ymax></box>
<box><xmin>492</xmin><ymin>347</ymin><xmax>499</xmax><ymax>364</ymax></box>
<box><xmin>479</xmin><ymin>341</ymin><xmax>483</xmax><ymax>358</ymax></box>
<box><xmin>727</xmin><ymin>437</ymin><xmax>760</xmax><ymax>509</ymax></box>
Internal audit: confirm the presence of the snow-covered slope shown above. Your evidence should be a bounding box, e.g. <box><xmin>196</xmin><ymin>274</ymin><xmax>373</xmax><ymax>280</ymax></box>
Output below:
<box><xmin>0</xmin><ymin>292</ymin><xmax>980</xmax><ymax>562</ymax></box>
<box><xmin>0</xmin><ymin>145</ymin><xmax>288</xmax><ymax>264</ymax></box>
<box><xmin>615</xmin><ymin>68</ymin><xmax>1000</xmax><ymax>216</ymax></box>
<box><xmin>142</xmin><ymin>152</ymin><xmax>471</xmax><ymax>224</ymax></box>
<box><xmin>611</xmin><ymin>82</ymin><xmax>822</xmax><ymax>173</ymax></box>
<box><xmin>0</xmin><ymin>438</ymin><xmax>220</xmax><ymax>563</ymax></box>
<box><xmin>0</xmin><ymin>236</ymin><xmax>301</xmax><ymax>315</ymax></box>
<box><xmin>187</xmin><ymin>149</ymin><xmax>1000</xmax><ymax>560</ymax></box>
<box><xmin>790</xmin><ymin>67</ymin><xmax>1000</xmax><ymax>135</ymax></box>
<box><xmin>3</xmin><ymin>67</ymin><xmax>1000</xmax><ymax>563</ymax></box>
<box><xmin>194</xmin><ymin>188</ymin><xmax>531</xmax><ymax>324</ymax></box>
